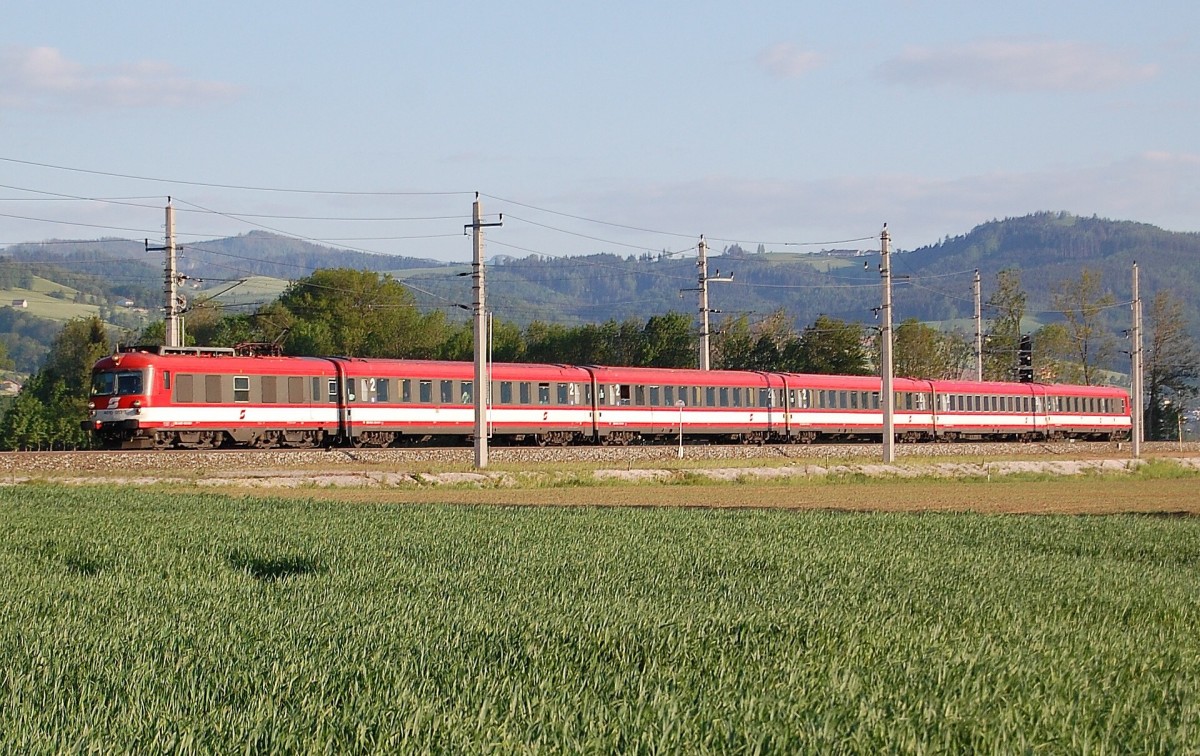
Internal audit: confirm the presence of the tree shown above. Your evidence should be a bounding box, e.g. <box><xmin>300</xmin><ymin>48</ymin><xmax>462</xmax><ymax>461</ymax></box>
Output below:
<box><xmin>276</xmin><ymin>269</ymin><xmax>437</xmax><ymax>357</ymax></box>
<box><xmin>786</xmin><ymin>315</ymin><xmax>870</xmax><ymax>375</ymax></box>
<box><xmin>983</xmin><ymin>268</ymin><xmax>1027</xmax><ymax>381</ymax></box>
<box><xmin>891</xmin><ymin>319</ymin><xmax>971</xmax><ymax>379</ymax></box>
<box><xmin>1144</xmin><ymin>290</ymin><xmax>1199</xmax><ymax>440</ymax></box>
<box><xmin>1049</xmin><ymin>268</ymin><xmax>1117</xmax><ymax>385</ymax></box>
<box><xmin>1030</xmin><ymin>322</ymin><xmax>1081</xmax><ymax>384</ymax></box>
<box><xmin>0</xmin><ymin>316</ymin><xmax>111</xmax><ymax>450</ymax></box>
<box><xmin>639</xmin><ymin>312</ymin><xmax>695</xmax><ymax>368</ymax></box>
<box><xmin>712</xmin><ymin>314</ymin><xmax>755</xmax><ymax>370</ymax></box>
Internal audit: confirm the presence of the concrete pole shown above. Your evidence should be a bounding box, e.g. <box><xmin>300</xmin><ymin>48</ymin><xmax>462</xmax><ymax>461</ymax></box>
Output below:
<box><xmin>472</xmin><ymin>196</ymin><xmax>488</xmax><ymax>469</ymax></box>
<box><xmin>466</xmin><ymin>194</ymin><xmax>502</xmax><ymax>469</ymax></box>
<box><xmin>973</xmin><ymin>269</ymin><xmax>983</xmax><ymax>381</ymax></box>
<box><xmin>164</xmin><ymin>199</ymin><xmax>180</xmax><ymax>348</ymax></box>
<box><xmin>881</xmin><ymin>226</ymin><xmax>895</xmax><ymax>463</ymax></box>
<box><xmin>698</xmin><ymin>236</ymin><xmax>711</xmax><ymax>371</ymax></box>
<box><xmin>1132</xmin><ymin>262</ymin><xmax>1143</xmax><ymax>458</ymax></box>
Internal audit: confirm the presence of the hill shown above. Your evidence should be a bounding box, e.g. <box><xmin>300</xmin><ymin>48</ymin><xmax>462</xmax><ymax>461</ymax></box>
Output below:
<box><xmin>2</xmin><ymin>213</ymin><xmax>1197</xmax><ymax>371</ymax></box>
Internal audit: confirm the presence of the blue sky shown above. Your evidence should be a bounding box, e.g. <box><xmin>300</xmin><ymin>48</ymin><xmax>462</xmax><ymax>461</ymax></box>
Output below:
<box><xmin>1</xmin><ymin>1</ymin><xmax>1196</xmax><ymax>262</ymax></box>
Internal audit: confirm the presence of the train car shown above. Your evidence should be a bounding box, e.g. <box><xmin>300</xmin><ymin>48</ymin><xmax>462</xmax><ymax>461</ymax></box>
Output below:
<box><xmin>335</xmin><ymin>358</ymin><xmax>594</xmax><ymax>446</ymax></box>
<box><xmin>84</xmin><ymin>346</ymin><xmax>343</xmax><ymax>449</ymax></box>
<box><xmin>776</xmin><ymin>373</ymin><xmax>930</xmax><ymax>443</ymax></box>
<box><xmin>583</xmin><ymin>365</ymin><xmax>787</xmax><ymax>444</ymax></box>
<box><xmin>923</xmin><ymin>379</ymin><xmax>1130</xmax><ymax>442</ymax></box>
<box><xmin>1035</xmin><ymin>382</ymin><xmax>1131</xmax><ymax>441</ymax></box>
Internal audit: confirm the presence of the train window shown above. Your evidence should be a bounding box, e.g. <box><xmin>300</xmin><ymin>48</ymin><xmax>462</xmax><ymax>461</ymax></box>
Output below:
<box><xmin>234</xmin><ymin>376</ymin><xmax>250</xmax><ymax>403</ymax></box>
<box><xmin>461</xmin><ymin>381</ymin><xmax>472</xmax><ymax>404</ymax></box>
<box><xmin>114</xmin><ymin>372</ymin><xmax>143</xmax><ymax>396</ymax></box>
<box><xmin>162</xmin><ymin>370</ymin><xmax>171</xmax><ymax>390</ymax></box>
<box><xmin>569</xmin><ymin>383</ymin><xmax>580</xmax><ymax>405</ymax></box>
<box><xmin>582</xmin><ymin>384</ymin><xmax>591</xmax><ymax>404</ymax></box>
<box><xmin>539</xmin><ymin>383</ymin><xmax>552</xmax><ymax>405</ymax></box>
<box><xmin>849</xmin><ymin>392</ymin><xmax>859</xmax><ymax>410</ymax></box>
<box><xmin>731</xmin><ymin>388</ymin><xmax>742</xmax><ymax>408</ymax></box>
<box><xmin>520</xmin><ymin>383</ymin><xmax>532</xmax><ymax>404</ymax></box>
<box><xmin>706</xmin><ymin>387</ymin><xmax>716</xmax><ymax>406</ymax></box>
<box><xmin>419</xmin><ymin>380</ymin><xmax>433</xmax><ymax>403</ymax></box>
<box><xmin>376</xmin><ymin>378</ymin><xmax>390</xmax><ymax>403</ymax></box>
<box><xmin>91</xmin><ymin>372</ymin><xmax>114</xmax><ymax>396</ymax></box>
<box><xmin>871</xmin><ymin>392</ymin><xmax>881</xmax><ymax>410</ymax></box>
<box><xmin>262</xmin><ymin>376</ymin><xmax>277</xmax><ymax>404</ymax></box>
<box><xmin>287</xmin><ymin>376</ymin><xmax>303</xmax><ymax>404</ymax></box>
<box><xmin>328</xmin><ymin>380</ymin><xmax>338</xmax><ymax>403</ymax></box>
<box><xmin>663</xmin><ymin>385</ymin><xmax>675</xmax><ymax>406</ymax></box>
<box><xmin>311</xmin><ymin>377</ymin><xmax>321</xmax><ymax>402</ymax></box>
<box><xmin>402</xmin><ymin>379</ymin><xmax>412</xmax><ymax>403</ymax></box>
<box><xmin>438</xmin><ymin>380</ymin><xmax>453</xmax><ymax>404</ymax></box>
<box><xmin>205</xmin><ymin>375</ymin><xmax>223</xmax><ymax>403</ymax></box>
<box><xmin>558</xmin><ymin>383</ymin><xmax>570</xmax><ymax>404</ymax></box>
<box><xmin>649</xmin><ymin>386</ymin><xmax>661</xmax><ymax>406</ymax></box>
<box><xmin>717</xmin><ymin>387</ymin><xmax>728</xmax><ymax>407</ymax></box>
<box><xmin>761</xmin><ymin>389</ymin><xmax>773</xmax><ymax>408</ymax></box>
<box><xmin>176</xmin><ymin>374</ymin><xmax>194</xmax><ymax>403</ymax></box>
<box><xmin>500</xmin><ymin>381</ymin><xmax>513</xmax><ymax>404</ymax></box>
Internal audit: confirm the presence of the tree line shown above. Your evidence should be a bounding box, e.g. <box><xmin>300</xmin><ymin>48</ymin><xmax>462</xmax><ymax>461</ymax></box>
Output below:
<box><xmin>0</xmin><ymin>266</ymin><xmax>1195</xmax><ymax>449</ymax></box>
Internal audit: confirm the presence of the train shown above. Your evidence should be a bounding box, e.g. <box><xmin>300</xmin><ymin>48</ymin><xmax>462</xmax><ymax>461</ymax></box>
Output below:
<box><xmin>81</xmin><ymin>345</ymin><xmax>1132</xmax><ymax>450</ymax></box>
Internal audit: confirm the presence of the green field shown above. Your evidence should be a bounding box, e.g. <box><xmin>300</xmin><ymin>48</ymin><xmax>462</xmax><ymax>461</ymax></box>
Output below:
<box><xmin>0</xmin><ymin>275</ymin><xmax>102</xmax><ymax>322</ymax></box>
<box><xmin>2</xmin><ymin>487</ymin><xmax>1198</xmax><ymax>752</ymax></box>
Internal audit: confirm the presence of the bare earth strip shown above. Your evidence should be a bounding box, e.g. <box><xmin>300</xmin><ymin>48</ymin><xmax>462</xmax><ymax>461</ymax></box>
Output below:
<box><xmin>2</xmin><ymin>445</ymin><xmax>1197</xmax><ymax>516</ymax></box>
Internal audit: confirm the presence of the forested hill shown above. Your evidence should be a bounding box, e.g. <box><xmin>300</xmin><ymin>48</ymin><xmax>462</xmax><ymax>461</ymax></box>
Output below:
<box><xmin>5</xmin><ymin>213</ymin><xmax>1200</xmax><ymax>333</ymax></box>
<box><xmin>406</xmin><ymin>212</ymin><xmax>1200</xmax><ymax>330</ymax></box>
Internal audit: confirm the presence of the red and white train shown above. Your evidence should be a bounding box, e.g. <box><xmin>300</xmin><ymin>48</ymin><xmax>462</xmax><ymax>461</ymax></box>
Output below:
<box><xmin>83</xmin><ymin>345</ymin><xmax>1132</xmax><ymax>450</ymax></box>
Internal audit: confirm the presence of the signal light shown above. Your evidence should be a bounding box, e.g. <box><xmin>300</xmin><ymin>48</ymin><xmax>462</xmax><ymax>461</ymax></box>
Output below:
<box><xmin>1018</xmin><ymin>334</ymin><xmax>1033</xmax><ymax>383</ymax></box>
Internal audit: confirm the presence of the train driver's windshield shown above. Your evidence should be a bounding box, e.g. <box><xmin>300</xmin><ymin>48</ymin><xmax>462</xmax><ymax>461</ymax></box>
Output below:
<box><xmin>91</xmin><ymin>370</ymin><xmax>144</xmax><ymax>396</ymax></box>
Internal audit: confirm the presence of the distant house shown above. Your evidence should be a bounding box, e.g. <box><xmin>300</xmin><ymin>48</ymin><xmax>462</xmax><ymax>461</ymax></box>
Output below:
<box><xmin>120</xmin><ymin>299</ymin><xmax>136</xmax><ymax>307</ymax></box>
<box><xmin>10</xmin><ymin>299</ymin><xmax>27</xmax><ymax>308</ymax></box>
<box><xmin>0</xmin><ymin>380</ymin><xmax>21</xmax><ymax>396</ymax></box>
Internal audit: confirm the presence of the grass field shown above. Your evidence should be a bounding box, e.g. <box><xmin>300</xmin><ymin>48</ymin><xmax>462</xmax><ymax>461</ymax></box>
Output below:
<box><xmin>2</xmin><ymin>485</ymin><xmax>1198</xmax><ymax>752</ymax></box>
<box><xmin>0</xmin><ymin>276</ymin><xmax>100</xmax><ymax>322</ymax></box>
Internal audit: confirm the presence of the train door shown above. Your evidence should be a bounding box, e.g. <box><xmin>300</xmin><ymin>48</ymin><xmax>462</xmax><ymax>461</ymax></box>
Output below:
<box><xmin>331</xmin><ymin>359</ymin><xmax>353</xmax><ymax>443</ymax></box>
<box><xmin>754</xmin><ymin>372</ymin><xmax>779</xmax><ymax>437</ymax></box>
<box><xmin>1028</xmin><ymin>384</ymin><xmax>1048</xmax><ymax>438</ymax></box>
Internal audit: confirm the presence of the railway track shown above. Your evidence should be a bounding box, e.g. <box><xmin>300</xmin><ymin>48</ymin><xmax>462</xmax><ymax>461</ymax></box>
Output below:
<box><xmin>0</xmin><ymin>441</ymin><xmax>1193</xmax><ymax>477</ymax></box>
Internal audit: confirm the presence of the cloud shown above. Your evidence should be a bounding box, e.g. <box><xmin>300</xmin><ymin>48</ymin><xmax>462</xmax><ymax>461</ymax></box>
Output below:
<box><xmin>756</xmin><ymin>43</ymin><xmax>824</xmax><ymax>79</ymax></box>
<box><xmin>877</xmin><ymin>38</ymin><xmax>1158</xmax><ymax>93</ymax></box>
<box><xmin>0</xmin><ymin>46</ymin><xmax>243</xmax><ymax>111</ymax></box>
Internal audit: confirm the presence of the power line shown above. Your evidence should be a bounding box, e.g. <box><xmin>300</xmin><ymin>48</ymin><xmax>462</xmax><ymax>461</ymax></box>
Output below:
<box><xmin>0</xmin><ymin>156</ymin><xmax>473</xmax><ymax>197</ymax></box>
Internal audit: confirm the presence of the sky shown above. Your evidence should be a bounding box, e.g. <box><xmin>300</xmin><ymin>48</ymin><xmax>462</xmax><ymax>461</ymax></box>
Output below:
<box><xmin>1</xmin><ymin>1</ymin><xmax>1197</xmax><ymax>264</ymax></box>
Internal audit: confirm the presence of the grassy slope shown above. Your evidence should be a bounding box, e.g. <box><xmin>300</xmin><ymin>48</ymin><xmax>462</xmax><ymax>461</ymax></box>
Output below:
<box><xmin>0</xmin><ymin>275</ymin><xmax>100</xmax><ymax>321</ymax></box>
